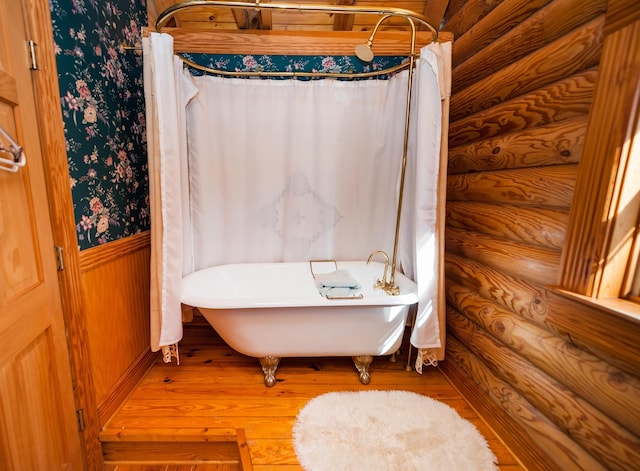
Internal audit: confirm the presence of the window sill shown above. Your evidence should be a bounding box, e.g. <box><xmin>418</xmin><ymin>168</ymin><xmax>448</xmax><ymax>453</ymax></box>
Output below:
<box><xmin>546</xmin><ymin>287</ymin><xmax>640</xmax><ymax>376</ymax></box>
<box><xmin>548</xmin><ymin>287</ymin><xmax>640</xmax><ymax>325</ymax></box>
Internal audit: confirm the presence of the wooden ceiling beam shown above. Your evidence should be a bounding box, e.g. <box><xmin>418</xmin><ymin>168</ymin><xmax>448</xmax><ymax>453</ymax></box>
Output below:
<box><xmin>149</xmin><ymin>27</ymin><xmax>450</xmax><ymax>55</ymax></box>
<box><xmin>260</xmin><ymin>0</ymin><xmax>273</xmax><ymax>29</ymax></box>
<box><xmin>232</xmin><ymin>0</ymin><xmax>271</xmax><ymax>29</ymax></box>
<box><xmin>333</xmin><ymin>0</ymin><xmax>356</xmax><ymax>31</ymax></box>
<box><xmin>422</xmin><ymin>0</ymin><xmax>449</xmax><ymax>30</ymax></box>
<box><xmin>232</xmin><ymin>8</ymin><xmax>264</xmax><ymax>29</ymax></box>
<box><xmin>151</xmin><ymin>1</ymin><xmax>443</xmax><ymax>34</ymax></box>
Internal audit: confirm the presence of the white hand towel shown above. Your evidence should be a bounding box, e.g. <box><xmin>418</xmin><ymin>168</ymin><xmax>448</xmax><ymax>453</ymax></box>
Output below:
<box><xmin>314</xmin><ymin>269</ymin><xmax>361</xmax><ymax>298</ymax></box>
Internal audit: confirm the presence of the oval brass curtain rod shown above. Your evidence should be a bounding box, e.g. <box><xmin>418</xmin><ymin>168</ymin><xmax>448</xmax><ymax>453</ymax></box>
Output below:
<box><xmin>152</xmin><ymin>1</ymin><xmax>439</xmax><ymax>78</ymax></box>
<box><xmin>179</xmin><ymin>55</ymin><xmax>414</xmax><ymax>79</ymax></box>
<box><xmin>155</xmin><ymin>0</ymin><xmax>439</xmax><ymax>39</ymax></box>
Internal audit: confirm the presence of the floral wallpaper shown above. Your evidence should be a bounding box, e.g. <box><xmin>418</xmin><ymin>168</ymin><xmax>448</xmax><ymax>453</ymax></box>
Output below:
<box><xmin>49</xmin><ymin>0</ymin><xmax>404</xmax><ymax>250</ymax></box>
<box><xmin>50</xmin><ymin>0</ymin><xmax>149</xmax><ymax>250</ymax></box>
<box><xmin>183</xmin><ymin>53</ymin><xmax>405</xmax><ymax>79</ymax></box>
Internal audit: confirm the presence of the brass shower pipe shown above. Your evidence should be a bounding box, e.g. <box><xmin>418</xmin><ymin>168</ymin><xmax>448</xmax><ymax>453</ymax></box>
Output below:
<box><xmin>355</xmin><ymin>12</ymin><xmax>416</xmax><ymax>295</ymax></box>
<box><xmin>388</xmin><ymin>14</ymin><xmax>415</xmax><ymax>295</ymax></box>
<box><xmin>154</xmin><ymin>1</ymin><xmax>437</xmax><ymax>295</ymax></box>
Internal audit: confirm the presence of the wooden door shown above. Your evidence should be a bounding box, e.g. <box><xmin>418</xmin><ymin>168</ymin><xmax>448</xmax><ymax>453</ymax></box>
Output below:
<box><xmin>0</xmin><ymin>0</ymin><xmax>84</xmax><ymax>468</ymax></box>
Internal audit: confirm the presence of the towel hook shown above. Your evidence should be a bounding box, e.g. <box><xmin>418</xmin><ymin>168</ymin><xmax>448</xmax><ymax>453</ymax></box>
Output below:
<box><xmin>0</xmin><ymin>124</ymin><xmax>26</xmax><ymax>173</ymax></box>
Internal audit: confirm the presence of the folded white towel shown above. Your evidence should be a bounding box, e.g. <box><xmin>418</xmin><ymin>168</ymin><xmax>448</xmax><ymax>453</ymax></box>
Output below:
<box><xmin>314</xmin><ymin>269</ymin><xmax>361</xmax><ymax>289</ymax></box>
<box><xmin>314</xmin><ymin>269</ymin><xmax>361</xmax><ymax>298</ymax></box>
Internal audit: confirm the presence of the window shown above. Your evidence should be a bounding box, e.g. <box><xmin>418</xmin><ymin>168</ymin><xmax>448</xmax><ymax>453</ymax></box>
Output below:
<box><xmin>559</xmin><ymin>15</ymin><xmax>640</xmax><ymax>318</ymax></box>
<box><xmin>598</xmin><ymin>101</ymin><xmax>640</xmax><ymax>303</ymax></box>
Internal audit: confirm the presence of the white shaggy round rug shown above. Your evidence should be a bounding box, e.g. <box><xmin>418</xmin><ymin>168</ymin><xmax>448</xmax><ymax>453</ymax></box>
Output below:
<box><xmin>293</xmin><ymin>390</ymin><xmax>498</xmax><ymax>471</ymax></box>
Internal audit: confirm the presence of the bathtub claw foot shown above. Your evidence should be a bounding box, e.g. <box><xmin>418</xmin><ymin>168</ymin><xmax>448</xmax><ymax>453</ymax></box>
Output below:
<box><xmin>260</xmin><ymin>356</ymin><xmax>281</xmax><ymax>387</ymax></box>
<box><xmin>390</xmin><ymin>349</ymin><xmax>399</xmax><ymax>363</ymax></box>
<box><xmin>352</xmin><ymin>355</ymin><xmax>373</xmax><ymax>385</ymax></box>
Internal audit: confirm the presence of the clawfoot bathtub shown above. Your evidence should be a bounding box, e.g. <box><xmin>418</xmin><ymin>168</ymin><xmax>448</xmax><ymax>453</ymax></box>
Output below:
<box><xmin>181</xmin><ymin>260</ymin><xmax>418</xmax><ymax>386</ymax></box>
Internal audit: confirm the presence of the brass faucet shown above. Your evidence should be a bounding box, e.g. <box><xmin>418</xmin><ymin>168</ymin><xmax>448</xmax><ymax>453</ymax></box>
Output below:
<box><xmin>366</xmin><ymin>250</ymin><xmax>400</xmax><ymax>295</ymax></box>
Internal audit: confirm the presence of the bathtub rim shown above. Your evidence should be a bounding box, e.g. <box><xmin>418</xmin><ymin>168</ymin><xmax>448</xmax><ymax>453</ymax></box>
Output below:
<box><xmin>181</xmin><ymin>260</ymin><xmax>418</xmax><ymax>309</ymax></box>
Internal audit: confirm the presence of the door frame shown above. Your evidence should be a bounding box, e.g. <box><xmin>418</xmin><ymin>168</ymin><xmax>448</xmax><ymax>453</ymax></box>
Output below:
<box><xmin>23</xmin><ymin>0</ymin><xmax>102</xmax><ymax>467</ymax></box>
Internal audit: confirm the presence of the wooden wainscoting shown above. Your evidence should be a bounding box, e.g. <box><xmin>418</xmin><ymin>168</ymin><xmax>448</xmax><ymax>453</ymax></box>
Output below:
<box><xmin>79</xmin><ymin>231</ymin><xmax>157</xmax><ymax>424</ymax></box>
<box><xmin>100</xmin><ymin>317</ymin><xmax>524</xmax><ymax>470</ymax></box>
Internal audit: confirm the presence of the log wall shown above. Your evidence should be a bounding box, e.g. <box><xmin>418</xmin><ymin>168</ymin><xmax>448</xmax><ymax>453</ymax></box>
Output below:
<box><xmin>438</xmin><ymin>0</ymin><xmax>640</xmax><ymax>469</ymax></box>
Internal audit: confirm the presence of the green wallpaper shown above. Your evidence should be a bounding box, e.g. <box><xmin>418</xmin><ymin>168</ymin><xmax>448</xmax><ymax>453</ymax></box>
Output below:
<box><xmin>51</xmin><ymin>0</ymin><xmax>149</xmax><ymax>250</ymax></box>
<box><xmin>50</xmin><ymin>0</ymin><xmax>404</xmax><ymax>250</ymax></box>
<box><xmin>183</xmin><ymin>53</ymin><xmax>405</xmax><ymax>78</ymax></box>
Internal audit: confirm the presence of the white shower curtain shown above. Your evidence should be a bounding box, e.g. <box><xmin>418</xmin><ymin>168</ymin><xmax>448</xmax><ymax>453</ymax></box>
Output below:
<box><xmin>143</xmin><ymin>33</ymin><xmax>197</xmax><ymax>361</ymax></box>
<box><xmin>144</xmin><ymin>32</ymin><xmax>450</xmax><ymax>370</ymax></box>
<box><xmin>184</xmin><ymin>72</ymin><xmax>407</xmax><ymax>268</ymax></box>
<box><xmin>400</xmin><ymin>42</ymin><xmax>451</xmax><ymax>371</ymax></box>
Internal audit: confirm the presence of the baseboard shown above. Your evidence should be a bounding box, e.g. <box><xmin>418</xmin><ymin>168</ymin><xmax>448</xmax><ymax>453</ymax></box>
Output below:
<box><xmin>439</xmin><ymin>359</ymin><xmax>552</xmax><ymax>471</ymax></box>
<box><xmin>98</xmin><ymin>346</ymin><xmax>158</xmax><ymax>426</ymax></box>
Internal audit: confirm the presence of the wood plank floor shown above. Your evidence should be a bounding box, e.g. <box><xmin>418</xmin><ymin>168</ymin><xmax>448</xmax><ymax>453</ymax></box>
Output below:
<box><xmin>102</xmin><ymin>318</ymin><xmax>525</xmax><ymax>470</ymax></box>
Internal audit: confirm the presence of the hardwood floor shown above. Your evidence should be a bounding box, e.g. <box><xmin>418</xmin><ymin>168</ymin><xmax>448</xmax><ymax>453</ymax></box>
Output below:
<box><xmin>101</xmin><ymin>318</ymin><xmax>524</xmax><ymax>470</ymax></box>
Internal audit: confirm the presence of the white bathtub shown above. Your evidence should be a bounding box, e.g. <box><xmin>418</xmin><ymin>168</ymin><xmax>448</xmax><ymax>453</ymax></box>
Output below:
<box><xmin>181</xmin><ymin>260</ymin><xmax>418</xmax><ymax>386</ymax></box>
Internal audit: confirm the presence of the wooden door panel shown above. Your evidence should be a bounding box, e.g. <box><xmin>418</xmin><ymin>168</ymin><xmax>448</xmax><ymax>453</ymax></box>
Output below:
<box><xmin>0</xmin><ymin>0</ymin><xmax>84</xmax><ymax>468</ymax></box>
<box><xmin>0</xmin><ymin>71</ymin><xmax>19</xmax><ymax>106</ymax></box>
<box><xmin>1</xmin><ymin>13</ymin><xmax>41</xmax><ymax>301</ymax></box>
<box><xmin>0</xmin><ymin>331</ymin><xmax>71</xmax><ymax>469</ymax></box>
<box><xmin>0</xmin><ymin>103</ymin><xmax>42</xmax><ymax>300</ymax></box>
<box><xmin>3</xmin><ymin>308</ymin><xmax>49</xmax><ymax>361</ymax></box>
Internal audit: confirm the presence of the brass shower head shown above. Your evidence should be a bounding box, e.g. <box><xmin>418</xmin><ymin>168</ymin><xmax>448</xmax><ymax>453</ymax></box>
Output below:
<box><xmin>354</xmin><ymin>42</ymin><xmax>374</xmax><ymax>63</ymax></box>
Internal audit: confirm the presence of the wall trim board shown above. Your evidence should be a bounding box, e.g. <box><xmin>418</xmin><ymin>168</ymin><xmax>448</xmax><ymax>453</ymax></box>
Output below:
<box><xmin>438</xmin><ymin>359</ymin><xmax>552</xmax><ymax>471</ymax></box>
<box><xmin>98</xmin><ymin>347</ymin><xmax>157</xmax><ymax>426</ymax></box>
<box><xmin>79</xmin><ymin>231</ymin><xmax>151</xmax><ymax>272</ymax></box>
